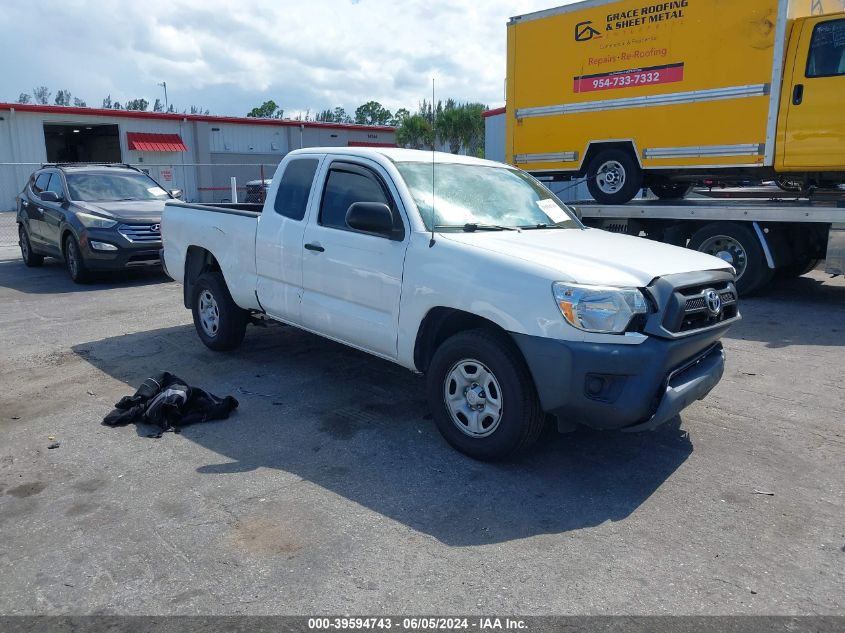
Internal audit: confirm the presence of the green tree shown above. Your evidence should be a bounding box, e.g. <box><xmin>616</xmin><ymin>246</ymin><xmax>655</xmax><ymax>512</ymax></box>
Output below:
<box><xmin>17</xmin><ymin>93</ymin><xmax>31</xmax><ymax>104</ymax></box>
<box><xmin>355</xmin><ymin>101</ymin><xmax>392</xmax><ymax>126</ymax></box>
<box><xmin>153</xmin><ymin>98</ymin><xmax>163</xmax><ymax>112</ymax></box>
<box><xmin>396</xmin><ymin>114</ymin><xmax>433</xmax><ymax>150</ymax></box>
<box><xmin>102</xmin><ymin>94</ymin><xmax>112</xmax><ymax>109</ymax></box>
<box><xmin>391</xmin><ymin>108</ymin><xmax>410</xmax><ymax>126</ymax></box>
<box><xmin>73</xmin><ymin>97</ymin><xmax>87</xmax><ymax>108</ymax></box>
<box><xmin>54</xmin><ymin>90</ymin><xmax>72</xmax><ymax>106</ymax></box>
<box><xmin>458</xmin><ymin>102</ymin><xmax>487</xmax><ymax>157</ymax></box>
<box><xmin>125</xmin><ymin>98</ymin><xmax>149</xmax><ymax>111</ymax></box>
<box><xmin>436</xmin><ymin>106</ymin><xmax>463</xmax><ymax>154</ymax></box>
<box><xmin>247</xmin><ymin>100</ymin><xmax>281</xmax><ymax>118</ymax></box>
<box><xmin>33</xmin><ymin>86</ymin><xmax>51</xmax><ymax>105</ymax></box>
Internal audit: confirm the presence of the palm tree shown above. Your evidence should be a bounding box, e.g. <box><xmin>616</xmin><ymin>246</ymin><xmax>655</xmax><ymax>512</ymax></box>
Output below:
<box><xmin>396</xmin><ymin>114</ymin><xmax>434</xmax><ymax>150</ymax></box>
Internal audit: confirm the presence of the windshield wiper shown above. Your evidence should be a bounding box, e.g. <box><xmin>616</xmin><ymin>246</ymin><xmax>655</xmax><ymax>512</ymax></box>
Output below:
<box><xmin>521</xmin><ymin>223</ymin><xmax>569</xmax><ymax>230</ymax></box>
<box><xmin>435</xmin><ymin>223</ymin><xmax>517</xmax><ymax>232</ymax></box>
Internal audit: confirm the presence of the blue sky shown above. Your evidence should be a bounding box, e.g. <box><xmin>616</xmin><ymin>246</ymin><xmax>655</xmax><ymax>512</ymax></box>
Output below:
<box><xmin>1</xmin><ymin>0</ymin><xmax>570</xmax><ymax>117</ymax></box>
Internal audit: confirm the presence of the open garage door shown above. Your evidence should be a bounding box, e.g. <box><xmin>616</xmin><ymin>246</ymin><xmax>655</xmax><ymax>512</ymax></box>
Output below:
<box><xmin>44</xmin><ymin>123</ymin><xmax>121</xmax><ymax>163</ymax></box>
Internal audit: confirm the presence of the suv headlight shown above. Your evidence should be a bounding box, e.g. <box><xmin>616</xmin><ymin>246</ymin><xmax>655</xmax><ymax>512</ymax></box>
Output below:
<box><xmin>553</xmin><ymin>282</ymin><xmax>648</xmax><ymax>334</ymax></box>
<box><xmin>77</xmin><ymin>212</ymin><xmax>117</xmax><ymax>229</ymax></box>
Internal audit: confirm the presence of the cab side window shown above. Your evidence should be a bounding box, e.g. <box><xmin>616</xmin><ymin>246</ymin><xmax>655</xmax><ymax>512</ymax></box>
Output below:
<box><xmin>806</xmin><ymin>19</ymin><xmax>845</xmax><ymax>78</ymax></box>
<box><xmin>273</xmin><ymin>159</ymin><xmax>319</xmax><ymax>221</ymax></box>
<box><xmin>46</xmin><ymin>173</ymin><xmax>65</xmax><ymax>197</ymax></box>
<box><xmin>33</xmin><ymin>173</ymin><xmax>50</xmax><ymax>195</ymax></box>
<box><xmin>319</xmin><ymin>166</ymin><xmax>390</xmax><ymax>231</ymax></box>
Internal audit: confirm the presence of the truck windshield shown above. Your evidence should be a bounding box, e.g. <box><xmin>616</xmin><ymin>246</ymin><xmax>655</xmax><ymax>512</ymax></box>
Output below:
<box><xmin>66</xmin><ymin>173</ymin><xmax>170</xmax><ymax>202</ymax></box>
<box><xmin>394</xmin><ymin>162</ymin><xmax>581</xmax><ymax>231</ymax></box>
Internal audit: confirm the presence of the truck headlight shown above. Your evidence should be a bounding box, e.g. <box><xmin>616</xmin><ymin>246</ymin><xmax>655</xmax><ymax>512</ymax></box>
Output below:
<box><xmin>77</xmin><ymin>212</ymin><xmax>117</xmax><ymax>229</ymax></box>
<box><xmin>553</xmin><ymin>282</ymin><xmax>648</xmax><ymax>334</ymax></box>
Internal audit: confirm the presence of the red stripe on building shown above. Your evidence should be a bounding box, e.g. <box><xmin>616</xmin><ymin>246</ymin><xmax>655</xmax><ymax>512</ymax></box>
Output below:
<box><xmin>126</xmin><ymin>132</ymin><xmax>187</xmax><ymax>152</ymax></box>
<box><xmin>482</xmin><ymin>107</ymin><xmax>506</xmax><ymax>118</ymax></box>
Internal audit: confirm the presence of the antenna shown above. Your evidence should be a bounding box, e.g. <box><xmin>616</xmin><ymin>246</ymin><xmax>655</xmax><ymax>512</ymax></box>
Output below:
<box><xmin>429</xmin><ymin>77</ymin><xmax>436</xmax><ymax>248</ymax></box>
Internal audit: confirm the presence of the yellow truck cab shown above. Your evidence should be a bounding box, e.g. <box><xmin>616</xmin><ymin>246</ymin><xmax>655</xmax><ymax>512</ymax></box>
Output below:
<box><xmin>506</xmin><ymin>0</ymin><xmax>845</xmax><ymax>204</ymax></box>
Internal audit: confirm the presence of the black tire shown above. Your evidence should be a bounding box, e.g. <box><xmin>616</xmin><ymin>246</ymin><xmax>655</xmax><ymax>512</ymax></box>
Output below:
<box><xmin>586</xmin><ymin>148</ymin><xmax>642</xmax><ymax>205</ymax></box>
<box><xmin>191</xmin><ymin>271</ymin><xmax>248</xmax><ymax>351</ymax></box>
<box><xmin>650</xmin><ymin>183</ymin><xmax>692</xmax><ymax>200</ymax></box>
<box><xmin>63</xmin><ymin>234</ymin><xmax>90</xmax><ymax>283</ymax></box>
<box><xmin>18</xmin><ymin>225</ymin><xmax>44</xmax><ymax>267</ymax></box>
<box><xmin>688</xmin><ymin>222</ymin><xmax>773</xmax><ymax>295</ymax></box>
<box><xmin>777</xmin><ymin>257</ymin><xmax>820</xmax><ymax>279</ymax></box>
<box><xmin>426</xmin><ymin>329</ymin><xmax>544</xmax><ymax>461</ymax></box>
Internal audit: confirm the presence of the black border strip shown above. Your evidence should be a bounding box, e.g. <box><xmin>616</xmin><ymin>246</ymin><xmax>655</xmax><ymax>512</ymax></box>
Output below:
<box><xmin>575</xmin><ymin>62</ymin><xmax>684</xmax><ymax>81</ymax></box>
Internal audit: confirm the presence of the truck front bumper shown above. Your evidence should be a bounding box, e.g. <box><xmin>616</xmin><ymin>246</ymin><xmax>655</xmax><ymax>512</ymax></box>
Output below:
<box><xmin>510</xmin><ymin>328</ymin><xmax>728</xmax><ymax>432</ymax></box>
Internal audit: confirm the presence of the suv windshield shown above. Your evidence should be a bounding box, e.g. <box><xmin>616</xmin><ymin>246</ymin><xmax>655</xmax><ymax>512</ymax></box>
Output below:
<box><xmin>394</xmin><ymin>162</ymin><xmax>581</xmax><ymax>230</ymax></box>
<box><xmin>65</xmin><ymin>172</ymin><xmax>170</xmax><ymax>202</ymax></box>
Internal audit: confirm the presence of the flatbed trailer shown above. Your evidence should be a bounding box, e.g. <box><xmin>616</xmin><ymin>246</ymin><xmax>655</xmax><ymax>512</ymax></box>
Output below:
<box><xmin>574</xmin><ymin>197</ymin><xmax>844</xmax><ymax>294</ymax></box>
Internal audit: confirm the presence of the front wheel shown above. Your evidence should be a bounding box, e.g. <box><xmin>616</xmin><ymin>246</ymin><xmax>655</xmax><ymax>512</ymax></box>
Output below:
<box><xmin>191</xmin><ymin>272</ymin><xmax>248</xmax><ymax>351</ymax></box>
<box><xmin>688</xmin><ymin>222</ymin><xmax>773</xmax><ymax>295</ymax></box>
<box><xmin>426</xmin><ymin>329</ymin><xmax>545</xmax><ymax>461</ymax></box>
<box><xmin>586</xmin><ymin>149</ymin><xmax>642</xmax><ymax>205</ymax></box>
<box><xmin>19</xmin><ymin>225</ymin><xmax>44</xmax><ymax>267</ymax></box>
<box><xmin>64</xmin><ymin>234</ymin><xmax>90</xmax><ymax>283</ymax></box>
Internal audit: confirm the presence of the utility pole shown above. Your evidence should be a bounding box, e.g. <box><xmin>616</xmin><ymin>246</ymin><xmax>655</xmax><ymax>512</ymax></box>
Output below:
<box><xmin>158</xmin><ymin>81</ymin><xmax>168</xmax><ymax>112</ymax></box>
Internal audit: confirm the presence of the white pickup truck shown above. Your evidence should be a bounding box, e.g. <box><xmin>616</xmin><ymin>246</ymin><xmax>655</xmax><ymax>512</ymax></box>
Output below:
<box><xmin>162</xmin><ymin>148</ymin><xmax>740</xmax><ymax>460</ymax></box>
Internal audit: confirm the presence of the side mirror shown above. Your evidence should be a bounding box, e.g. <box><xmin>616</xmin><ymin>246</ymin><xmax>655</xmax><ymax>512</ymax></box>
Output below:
<box><xmin>40</xmin><ymin>191</ymin><xmax>62</xmax><ymax>203</ymax></box>
<box><xmin>169</xmin><ymin>189</ymin><xmax>183</xmax><ymax>199</ymax></box>
<box><xmin>346</xmin><ymin>202</ymin><xmax>396</xmax><ymax>238</ymax></box>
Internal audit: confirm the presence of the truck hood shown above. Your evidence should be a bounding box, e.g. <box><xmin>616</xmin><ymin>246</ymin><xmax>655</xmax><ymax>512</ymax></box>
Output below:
<box><xmin>440</xmin><ymin>228</ymin><xmax>732</xmax><ymax>287</ymax></box>
<box><xmin>75</xmin><ymin>200</ymin><xmax>166</xmax><ymax>223</ymax></box>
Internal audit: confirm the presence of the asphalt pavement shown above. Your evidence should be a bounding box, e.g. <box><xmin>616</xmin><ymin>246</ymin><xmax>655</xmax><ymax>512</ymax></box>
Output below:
<box><xmin>0</xmin><ymin>239</ymin><xmax>842</xmax><ymax>615</ymax></box>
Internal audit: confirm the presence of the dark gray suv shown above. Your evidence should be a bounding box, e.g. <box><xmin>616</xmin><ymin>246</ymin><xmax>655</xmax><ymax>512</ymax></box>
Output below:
<box><xmin>16</xmin><ymin>164</ymin><xmax>178</xmax><ymax>282</ymax></box>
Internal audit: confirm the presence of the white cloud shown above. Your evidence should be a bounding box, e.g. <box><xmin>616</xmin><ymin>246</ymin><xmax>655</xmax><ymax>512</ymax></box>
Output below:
<box><xmin>1</xmin><ymin>0</ymin><xmax>575</xmax><ymax>116</ymax></box>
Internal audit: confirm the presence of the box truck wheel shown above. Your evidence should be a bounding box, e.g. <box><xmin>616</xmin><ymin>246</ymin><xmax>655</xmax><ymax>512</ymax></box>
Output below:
<box><xmin>586</xmin><ymin>149</ymin><xmax>642</xmax><ymax>204</ymax></box>
<box><xmin>426</xmin><ymin>329</ymin><xmax>545</xmax><ymax>461</ymax></box>
<box><xmin>192</xmin><ymin>272</ymin><xmax>248</xmax><ymax>351</ymax></box>
<box><xmin>650</xmin><ymin>184</ymin><xmax>692</xmax><ymax>200</ymax></box>
<box><xmin>688</xmin><ymin>222</ymin><xmax>773</xmax><ymax>295</ymax></box>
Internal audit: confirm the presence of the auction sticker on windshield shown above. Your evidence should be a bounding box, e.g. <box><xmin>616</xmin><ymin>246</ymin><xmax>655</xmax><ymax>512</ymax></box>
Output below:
<box><xmin>147</xmin><ymin>187</ymin><xmax>167</xmax><ymax>196</ymax></box>
<box><xmin>536</xmin><ymin>199</ymin><xmax>568</xmax><ymax>224</ymax></box>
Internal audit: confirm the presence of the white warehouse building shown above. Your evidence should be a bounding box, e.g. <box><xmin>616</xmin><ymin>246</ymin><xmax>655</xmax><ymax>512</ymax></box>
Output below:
<box><xmin>0</xmin><ymin>103</ymin><xmax>397</xmax><ymax>210</ymax></box>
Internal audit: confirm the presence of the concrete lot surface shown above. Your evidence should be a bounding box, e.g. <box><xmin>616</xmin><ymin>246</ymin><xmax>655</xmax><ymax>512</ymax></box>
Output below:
<box><xmin>0</xmin><ymin>241</ymin><xmax>842</xmax><ymax>615</ymax></box>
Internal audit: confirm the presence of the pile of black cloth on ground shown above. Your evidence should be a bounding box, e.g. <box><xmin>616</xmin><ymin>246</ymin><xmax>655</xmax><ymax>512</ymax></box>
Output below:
<box><xmin>102</xmin><ymin>372</ymin><xmax>238</xmax><ymax>437</ymax></box>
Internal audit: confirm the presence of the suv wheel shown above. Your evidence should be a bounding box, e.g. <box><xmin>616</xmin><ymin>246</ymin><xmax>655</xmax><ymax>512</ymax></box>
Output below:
<box><xmin>191</xmin><ymin>272</ymin><xmax>248</xmax><ymax>351</ymax></box>
<box><xmin>63</xmin><ymin>234</ymin><xmax>90</xmax><ymax>283</ymax></box>
<box><xmin>19</xmin><ymin>225</ymin><xmax>44</xmax><ymax>267</ymax></box>
<box><xmin>426</xmin><ymin>329</ymin><xmax>545</xmax><ymax>461</ymax></box>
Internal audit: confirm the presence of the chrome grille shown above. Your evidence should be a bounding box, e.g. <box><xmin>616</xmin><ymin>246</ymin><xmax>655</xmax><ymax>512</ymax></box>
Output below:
<box><xmin>118</xmin><ymin>223</ymin><xmax>161</xmax><ymax>243</ymax></box>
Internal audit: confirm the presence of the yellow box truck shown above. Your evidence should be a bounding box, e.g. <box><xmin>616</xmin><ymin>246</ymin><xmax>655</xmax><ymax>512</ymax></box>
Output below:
<box><xmin>506</xmin><ymin>0</ymin><xmax>845</xmax><ymax>204</ymax></box>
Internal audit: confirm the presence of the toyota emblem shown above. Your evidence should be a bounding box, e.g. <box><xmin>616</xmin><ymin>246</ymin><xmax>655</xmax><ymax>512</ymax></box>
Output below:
<box><xmin>704</xmin><ymin>289</ymin><xmax>722</xmax><ymax>316</ymax></box>
<box><xmin>151</xmin><ymin>224</ymin><xmax>161</xmax><ymax>233</ymax></box>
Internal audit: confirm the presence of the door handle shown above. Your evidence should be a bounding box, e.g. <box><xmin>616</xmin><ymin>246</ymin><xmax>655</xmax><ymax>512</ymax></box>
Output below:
<box><xmin>792</xmin><ymin>84</ymin><xmax>804</xmax><ymax>106</ymax></box>
<box><xmin>304</xmin><ymin>243</ymin><xmax>325</xmax><ymax>252</ymax></box>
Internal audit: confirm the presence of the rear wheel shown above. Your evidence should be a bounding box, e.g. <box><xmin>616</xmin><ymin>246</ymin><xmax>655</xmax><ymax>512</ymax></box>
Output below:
<box><xmin>426</xmin><ymin>329</ymin><xmax>544</xmax><ymax>461</ymax></box>
<box><xmin>688</xmin><ymin>222</ymin><xmax>773</xmax><ymax>295</ymax></box>
<box><xmin>63</xmin><ymin>234</ymin><xmax>90</xmax><ymax>283</ymax></box>
<box><xmin>650</xmin><ymin>183</ymin><xmax>692</xmax><ymax>200</ymax></box>
<box><xmin>586</xmin><ymin>149</ymin><xmax>642</xmax><ymax>205</ymax></box>
<box><xmin>19</xmin><ymin>225</ymin><xmax>44</xmax><ymax>267</ymax></box>
<box><xmin>777</xmin><ymin>257</ymin><xmax>820</xmax><ymax>279</ymax></box>
<box><xmin>191</xmin><ymin>271</ymin><xmax>248</xmax><ymax>351</ymax></box>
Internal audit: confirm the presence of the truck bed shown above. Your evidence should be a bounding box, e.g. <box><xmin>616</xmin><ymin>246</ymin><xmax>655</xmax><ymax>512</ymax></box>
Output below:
<box><xmin>161</xmin><ymin>201</ymin><xmax>263</xmax><ymax>311</ymax></box>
